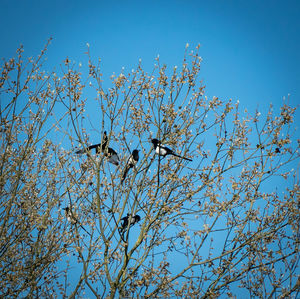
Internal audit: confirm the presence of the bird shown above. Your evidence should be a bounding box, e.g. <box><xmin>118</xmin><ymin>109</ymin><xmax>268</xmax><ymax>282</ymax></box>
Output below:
<box><xmin>151</xmin><ymin>138</ymin><xmax>192</xmax><ymax>161</ymax></box>
<box><xmin>75</xmin><ymin>131</ymin><xmax>120</xmax><ymax>166</ymax></box>
<box><xmin>121</xmin><ymin>149</ymin><xmax>140</xmax><ymax>184</ymax></box>
<box><xmin>63</xmin><ymin>206</ymin><xmax>77</xmax><ymax>225</ymax></box>
<box><xmin>104</xmin><ymin>147</ymin><xmax>120</xmax><ymax>166</ymax></box>
<box><xmin>75</xmin><ymin>131</ymin><xmax>108</xmax><ymax>154</ymax></box>
<box><xmin>120</xmin><ymin>214</ymin><xmax>141</xmax><ymax>232</ymax></box>
<box><xmin>63</xmin><ymin>206</ymin><xmax>91</xmax><ymax>236</ymax></box>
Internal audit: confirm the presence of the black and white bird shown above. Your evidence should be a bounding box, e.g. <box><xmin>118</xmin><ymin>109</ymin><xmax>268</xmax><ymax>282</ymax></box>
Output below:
<box><xmin>120</xmin><ymin>214</ymin><xmax>141</xmax><ymax>232</ymax></box>
<box><xmin>104</xmin><ymin>147</ymin><xmax>120</xmax><ymax>166</ymax></box>
<box><xmin>63</xmin><ymin>206</ymin><xmax>77</xmax><ymax>225</ymax></box>
<box><xmin>75</xmin><ymin>131</ymin><xmax>108</xmax><ymax>154</ymax></box>
<box><xmin>121</xmin><ymin>149</ymin><xmax>140</xmax><ymax>184</ymax></box>
<box><xmin>63</xmin><ymin>206</ymin><xmax>91</xmax><ymax>236</ymax></box>
<box><xmin>151</xmin><ymin>138</ymin><xmax>192</xmax><ymax>161</ymax></box>
<box><xmin>75</xmin><ymin>131</ymin><xmax>120</xmax><ymax>166</ymax></box>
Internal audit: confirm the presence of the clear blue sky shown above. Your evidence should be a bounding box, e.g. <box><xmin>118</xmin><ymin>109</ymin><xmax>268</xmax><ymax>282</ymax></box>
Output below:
<box><xmin>1</xmin><ymin>0</ymin><xmax>299</xmax><ymax>117</ymax></box>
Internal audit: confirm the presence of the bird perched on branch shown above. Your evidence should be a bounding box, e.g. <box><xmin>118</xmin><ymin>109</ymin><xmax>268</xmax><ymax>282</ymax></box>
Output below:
<box><xmin>121</xmin><ymin>149</ymin><xmax>140</xmax><ymax>184</ymax></box>
<box><xmin>120</xmin><ymin>214</ymin><xmax>141</xmax><ymax>232</ymax></box>
<box><xmin>63</xmin><ymin>206</ymin><xmax>78</xmax><ymax>225</ymax></box>
<box><xmin>151</xmin><ymin>138</ymin><xmax>192</xmax><ymax>161</ymax></box>
<box><xmin>63</xmin><ymin>206</ymin><xmax>91</xmax><ymax>236</ymax></box>
<box><xmin>75</xmin><ymin>131</ymin><xmax>120</xmax><ymax>166</ymax></box>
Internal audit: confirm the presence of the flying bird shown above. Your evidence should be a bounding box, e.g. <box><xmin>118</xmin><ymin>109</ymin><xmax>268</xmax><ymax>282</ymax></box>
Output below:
<box><xmin>121</xmin><ymin>149</ymin><xmax>140</xmax><ymax>184</ymax></box>
<box><xmin>75</xmin><ymin>131</ymin><xmax>120</xmax><ymax>166</ymax></box>
<box><xmin>151</xmin><ymin>138</ymin><xmax>192</xmax><ymax>161</ymax></box>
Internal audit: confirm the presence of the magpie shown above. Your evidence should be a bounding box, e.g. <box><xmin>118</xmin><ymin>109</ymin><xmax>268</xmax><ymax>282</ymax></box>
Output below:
<box><xmin>105</xmin><ymin>147</ymin><xmax>120</xmax><ymax>166</ymax></box>
<box><xmin>120</xmin><ymin>213</ymin><xmax>141</xmax><ymax>232</ymax></box>
<box><xmin>63</xmin><ymin>206</ymin><xmax>91</xmax><ymax>236</ymax></box>
<box><xmin>151</xmin><ymin>138</ymin><xmax>192</xmax><ymax>161</ymax></box>
<box><xmin>75</xmin><ymin>131</ymin><xmax>120</xmax><ymax>166</ymax></box>
<box><xmin>64</xmin><ymin>206</ymin><xmax>77</xmax><ymax>225</ymax></box>
<box><xmin>75</xmin><ymin>131</ymin><xmax>108</xmax><ymax>154</ymax></box>
<box><xmin>121</xmin><ymin>149</ymin><xmax>140</xmax><ymax>184</ymax></box>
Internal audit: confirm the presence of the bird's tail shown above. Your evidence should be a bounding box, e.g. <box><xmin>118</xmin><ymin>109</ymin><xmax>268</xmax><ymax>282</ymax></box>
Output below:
<box><xmin>78</xmin><ymin>223</ymin><xmax>92</xmax><ymax>237</ymax></box>
<box><xmin>75</xmin><ymin>149</ymin><xmax>85</xmax><ymax>154</ymax></box>
<box><xmin>173</xmin><ymin>153</ymin><xmax>193</xmax><ymax>162</ymax></box>
<box><xmin>75</xmin><ymin>143</ymin><xmax>101</xmax><ymax>154</ymax></box>
<box><xmin>121</xmin><ymin>165</ymin><xmax>131</xmax><ymax>184</ymax></box>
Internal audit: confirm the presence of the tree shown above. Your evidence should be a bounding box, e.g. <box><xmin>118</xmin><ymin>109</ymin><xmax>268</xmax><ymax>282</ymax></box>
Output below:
<box><xmin>0</xmin><ymin>41</ymin><xmax>299</xmax><ymax>298</ymax></box>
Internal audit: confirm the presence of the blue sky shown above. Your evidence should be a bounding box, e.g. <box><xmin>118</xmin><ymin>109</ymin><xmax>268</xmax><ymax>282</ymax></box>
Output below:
<box><xmin>1</xmin><ymin>0</ymin><xmax>299</xmax><ymax>118</ymax></box>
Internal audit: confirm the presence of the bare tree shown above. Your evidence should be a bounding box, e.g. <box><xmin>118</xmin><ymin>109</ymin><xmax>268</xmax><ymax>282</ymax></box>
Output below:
<box><xmin>0</xmin><ymin>42</ymin><xmax>299</xmax><ymax>298</ymax></box>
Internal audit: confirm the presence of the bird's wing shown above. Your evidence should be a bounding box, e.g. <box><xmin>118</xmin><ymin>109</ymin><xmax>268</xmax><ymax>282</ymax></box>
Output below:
<box><xmin>156</xmin><ymin>145</ymin><xmax>168</xmax><ymax>156</ymax></box>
